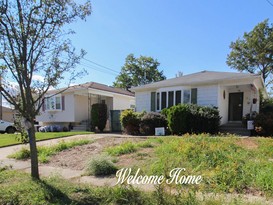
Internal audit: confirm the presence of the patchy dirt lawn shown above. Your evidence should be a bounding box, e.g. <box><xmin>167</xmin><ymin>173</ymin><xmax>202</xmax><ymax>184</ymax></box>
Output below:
<box><xmin>46</xmin><ymin>137</ymin><xmax>153</xmax><ymax>170</ymax></box>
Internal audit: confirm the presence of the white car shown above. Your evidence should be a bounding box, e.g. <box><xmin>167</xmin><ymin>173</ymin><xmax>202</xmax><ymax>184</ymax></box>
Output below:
<box><xmin>0</xmin><ymin>120</ymin><xmax>16</xmax><ymax>134</ymax></box>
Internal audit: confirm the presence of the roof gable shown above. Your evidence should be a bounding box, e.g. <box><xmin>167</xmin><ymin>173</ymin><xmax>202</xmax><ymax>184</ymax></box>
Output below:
<box><xmin>47</xmin><ymin>82</ymin><xmax>135</xmax><ymax>97</ymax></box>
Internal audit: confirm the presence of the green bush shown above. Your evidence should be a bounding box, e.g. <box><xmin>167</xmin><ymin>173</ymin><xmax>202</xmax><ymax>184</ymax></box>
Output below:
<box><xmin>260</xmin><ymin>98</ymin><xmax>273</xmax><ymax>113</ymax></box>
<box><xmin>120</xmin><ymin>109</ymin><xmax>141</xmax><ymax>135</ymax></box>
<box><xmin>86</xmin><ymin>156</ymin><xmax>118</xmax><ymax>176</ymax></box>
<box><xmin>165</xmin><ymin>104</ymin><xmax>220</xmax><ymax>135</ymax></box>
<box><xmin>139</xmin><ymin>112</ymin><xmax>167</xmax><ymax>135</ymax></box>
<box><xmin>91</xmin><ymin>103</ymin><xmax>108</xmax><ymax>132</ymax></box>
<box><xmin>254</xmin><ymin>112</ymin><xmax>273</xmax><ymax>137</ymax></box>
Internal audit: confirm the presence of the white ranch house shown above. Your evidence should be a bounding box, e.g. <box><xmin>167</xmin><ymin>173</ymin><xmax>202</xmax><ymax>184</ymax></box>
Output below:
<box><xmin>36</xmin><ymin>82</ymin><xmax>135</xmax><ymax>131</ymax></box>
<box><xmin>131</xmin><ymin>71</ymin><xmax>267</xmax><ymax>125</ymax></box>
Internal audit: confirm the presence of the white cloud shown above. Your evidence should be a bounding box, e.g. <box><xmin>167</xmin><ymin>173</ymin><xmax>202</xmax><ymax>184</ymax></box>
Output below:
<box><xmin>32</xmin><ymin>75</ymin><xmax>44</xmax><ymax>82</ymax></box>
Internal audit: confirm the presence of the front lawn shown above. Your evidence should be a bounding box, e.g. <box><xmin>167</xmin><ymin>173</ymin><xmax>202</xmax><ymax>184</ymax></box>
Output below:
<box><xmin>1</xmin><ymin>134</ymin><xmax>273</xmax><ymax>204</ymax></box>
<box><xmin>0</xmin><ymin>170</ymin><xmax>268</xmax><ymax>205</ymax></box>
<box><xmin>0</xmin><ymin>131</ymin><xmax>92</xmax><ymax>147</ymax></box>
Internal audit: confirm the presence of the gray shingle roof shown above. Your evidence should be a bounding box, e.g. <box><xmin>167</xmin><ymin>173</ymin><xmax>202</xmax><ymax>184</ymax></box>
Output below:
<box><xmin>131</xmin><ymin>70</ymin><xmax>262</xmax><ymax>91</ymax></box>
<box><xmin>70</xmin><ymin>82</ymin><xmax>134</xmax><ymax>96</ymax></box>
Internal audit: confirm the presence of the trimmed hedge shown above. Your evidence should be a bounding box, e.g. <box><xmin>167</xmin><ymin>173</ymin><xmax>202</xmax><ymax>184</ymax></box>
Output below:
<box><xmin>140</xmin><ymin>112</ymin><xmax>167</xmax><ymax>135</ymax></box>
<box><xmin>91</xmin><ymin>103</ymin><xmax>107</xmax><ymax>132</ymax></box>
<box><xmin>165</xmin><ymin>104</ymin><xmax>221</xmax><ymax>135</ymax></box>
<box><xmin>120</xmin><ymin>104</ymin><xmax>220</xmax><ymax>136</ymax></box>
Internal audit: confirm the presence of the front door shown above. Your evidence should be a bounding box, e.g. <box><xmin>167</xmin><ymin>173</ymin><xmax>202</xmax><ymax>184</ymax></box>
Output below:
<box><xmin>228</xmin><ymin>92</ymin><xmax>243</xmax><ymax>121</ymax></box>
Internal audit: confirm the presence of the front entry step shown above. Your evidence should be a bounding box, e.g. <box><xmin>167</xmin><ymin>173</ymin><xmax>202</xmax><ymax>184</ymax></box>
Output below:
<box><xmin>219</xmin><ymin>122</ymin><xmax>250</xmax><ymax>136</ymax></box>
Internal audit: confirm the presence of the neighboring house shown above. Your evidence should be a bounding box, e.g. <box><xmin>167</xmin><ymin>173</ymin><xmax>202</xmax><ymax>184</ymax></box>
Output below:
<box><xmin>36</xmin><ymin>82</ymin><xmax>135</xmax><ymax>131</ymax></box>
<box><xmin>0</xmin><ymin>106</ymin><xmax>15</xmax><ymax>122</ymax></box>
<box><xmin>131</xmin><ymin>71</ymin><xmax>267</xmax><ymax>125</ymax></box>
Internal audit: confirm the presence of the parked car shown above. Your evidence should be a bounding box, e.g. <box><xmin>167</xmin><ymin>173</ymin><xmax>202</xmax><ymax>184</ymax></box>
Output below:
<box><xmin>0</xmin><ymin>120</ymin><xmax>16</xmax><ymax>134</ymax></box>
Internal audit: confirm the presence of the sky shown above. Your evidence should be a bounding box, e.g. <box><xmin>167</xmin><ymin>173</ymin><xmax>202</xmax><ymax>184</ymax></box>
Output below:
<box><xmin>64</xmin><ymin>0</ymin><xmax>273</xmax><ymax>87</ymax></box>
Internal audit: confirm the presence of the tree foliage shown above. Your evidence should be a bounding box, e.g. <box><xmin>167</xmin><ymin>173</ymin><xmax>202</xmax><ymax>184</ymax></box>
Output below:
<box><xmin>113</xmin><ymin>54</ymin><xmax>166</xmax><ymax>90</ymax></box>
<box><xmin>0</xmin><ymin>0</ymin><xmax>91</xmax><ymax>179</ymax></box>
<box><xmin>226</xmin><ymin>19</ymin><xmax>273</xmax><ymax>89</ymax></box>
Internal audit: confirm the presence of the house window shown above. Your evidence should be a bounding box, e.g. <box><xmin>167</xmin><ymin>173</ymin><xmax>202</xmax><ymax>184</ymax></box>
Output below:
<box><xmin>191</xmin><ymin>88</ymin><xmax>197</xmax><ymax>104</ymax></box>
<box><xmin>183</xmin><ymin>90</ymin><xmax>191</xmax><ymax>104</ymax></box>
<box><xmin>45</xmin><ymin>96</ymin><xmax>62</xmax><ymax>110</ymax></box>
<box><xmin>175</xmin><ymin>90</ymin><xmax>181</xmax><ymax>105</ymax></box>
<box><xmin>168</xmin><ymin>91</ymin><xmax>174</xmax><ymax>107</ymax></box>
<box><xmin>55</xmin><ymin>97</ymin><xmax>61</xmax><ymax>109</ymax></box>
<box><xmin>161</xmin><ymin>92</ymin><xmax>167</xmax><ymax>109</ymax></box>
<box><xmin>156</xmin><ymin>93</ymin><xmax>160</xmax><ymax>110</ymax></box>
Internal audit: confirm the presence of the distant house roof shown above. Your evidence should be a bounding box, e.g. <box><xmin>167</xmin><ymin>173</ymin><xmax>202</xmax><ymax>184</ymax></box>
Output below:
<box><xmin>131</xmin><ymin>71</ymin><xmax>263</xmax><ymax>91</ymax></box>
<box><xmin>70</xmin><ymin>82</ymin><xmax>135</xmax><ymax>97</ymax></box>
<box><xmin>48</xmin><ymin>82</ymin><xmax>134</xmax><ymax>97</ymax></box>
<box><xmin>0</xmin><ymin>106</ymin><xmax>14</xmax><ymax>113</ymax></box>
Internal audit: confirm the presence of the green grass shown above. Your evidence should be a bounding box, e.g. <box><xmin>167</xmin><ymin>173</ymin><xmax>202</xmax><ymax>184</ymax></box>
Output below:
<box><xmin>86</xmin><ymin>156</ymin><xmax>118</xmax><ymax>176</ymax></box>
<box><xmin>104</xmin><ymin>135</ymin><xmax>273</xmax><ymax>197</ymax></box>
<box><xmin>9</xmin><ymin>139</ymin><xmax>92</xmax><ymax>163</ymax></box>
<box><xmin>106</xmin><ymin>142</ymin><xmax>137</xmax><ymax>156</ymax></box>
<box><xmin>0</xmin><ymin>170</ymin><xmax>266</xmax><ymax>205</ymax></box>
<box><xmin>146</xmin><ymin>134</ymin><xmax>273</xmax><ymax>197</ymax></box>
<box><xmin>106</xmin><ymin>140</ymin><xmax>154</xmax><ymax>156</ymax></box>
<box><xmin>0</xmin><ymin>131</ymin><xmax>92</xmax><ymax>147</ymax></box>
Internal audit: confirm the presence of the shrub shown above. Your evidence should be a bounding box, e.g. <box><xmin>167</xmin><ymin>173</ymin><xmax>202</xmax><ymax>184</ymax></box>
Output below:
<box><xmin>254</xmin><ymin>112</ymin><xmax>273</xmax><ymax>137</ymax></box>
<box><xmin>91</xmin><ymin>103</ymin><xmax>108</xmax><ymax>132</ymax></box>
<box><xmin>86</xmin><ymin>156</ymin><xmax>118</xmax><ymax>176</ymax></box>
<box><xmin>167</xmin><ymin>104</ymin><xmax>191</xmax><ymax>135</ymax></box>
<box><xmin>165</xmin><ymin>104</ymin><xmax>220</xmax><ymax>135</ymax></box>
<box><xmin>260</xmin><ymin>97</ymin><xmax>273</xmax><ymax>113</ymax></box>
<box><xmin>120</xmin><ymin>109</ymin><xmax>141</xmax><ymax>135</ymax></box>
<box><xmin>8</xmin><ymin>147</ymin><xmax>30</xmax><ymax>160</ymax></box>
<box><xmin>140</xmin><ymin>112</ymin><xmax>167</xmax><ymax>135</ymax></box>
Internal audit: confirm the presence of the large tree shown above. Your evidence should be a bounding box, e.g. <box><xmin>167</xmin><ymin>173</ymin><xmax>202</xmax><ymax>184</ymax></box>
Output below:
<box><xmin>0</xmin><ymin>0</ymin><xmax>91</xmax><ymax>179</ymax></box>
<box><xmin>226</xmin><ymin>19</ymin><xmax>273</xmax><ymax>89</ymax></box>
<box><xmin>113</xmin><ymin>54</ymin><xmax>166</xmax><ymax>90</ymax></box>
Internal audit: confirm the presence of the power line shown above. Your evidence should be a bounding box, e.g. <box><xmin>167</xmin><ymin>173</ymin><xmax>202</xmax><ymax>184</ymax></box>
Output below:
<box><xmin>79</xmin><ymin>62</ymin><xmax>117</xmax><ymax>76</ymax></box>
<box><xmin>266</xmin><ymin>0</ymin><xmax>273</xmax><ymax>7</ymax></box>
<box><xmin>82</xmin><ymin>58</ymin><xmax>119</xmax><ymax>74</ymax></box>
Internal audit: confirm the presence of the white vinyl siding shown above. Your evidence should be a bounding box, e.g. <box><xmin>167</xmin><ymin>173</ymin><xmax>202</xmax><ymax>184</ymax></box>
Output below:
<box><xmin>36</xmin><ymin>94</ymin><xmax>75</xmax><ymax>122</ymax></box>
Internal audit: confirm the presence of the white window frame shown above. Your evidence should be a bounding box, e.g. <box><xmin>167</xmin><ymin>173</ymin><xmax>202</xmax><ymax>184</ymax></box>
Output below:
<box><xmin>45</xmin><ymin>95</ymin><xmax>62</xmax><ymax>111</ymax></box>
<box><xmin>156</xmin><ymin>88</ymin><xmax>188</xmax><ymax>111</ymax></box>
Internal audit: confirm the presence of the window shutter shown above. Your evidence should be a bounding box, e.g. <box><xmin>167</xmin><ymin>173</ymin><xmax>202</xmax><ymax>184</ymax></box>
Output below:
<box><xmin>151</xmin><ymin>92</ymin><xmax>156</xmax><ymax>112</ymax></box>
<box><xmin>62</xmin><ymin>96</ymin><xmax>65</xmax><ymax>110</ymax></box>
<box><xmin>42</xmin><ymin>98</ymin><xmax>45</xmax><ymax>111</ymax></box>
<box><xmin>191</xmin><ymin>88</ymin><xmax>197</xmax><ymax>104</ymax></box>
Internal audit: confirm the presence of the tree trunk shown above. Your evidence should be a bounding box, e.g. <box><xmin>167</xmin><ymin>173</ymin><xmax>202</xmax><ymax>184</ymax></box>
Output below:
<box><xmin>27</xmin><ymin>124</ymin><xmax>40</xmax><ymax>180</ymax></box>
